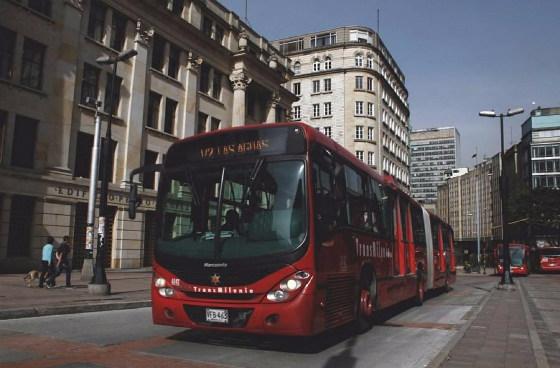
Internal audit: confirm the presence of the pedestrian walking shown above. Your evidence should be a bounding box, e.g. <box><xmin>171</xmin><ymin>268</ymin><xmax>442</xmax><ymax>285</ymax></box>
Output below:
<box><xmin>39</xmin><ymin>236</ymin><xmax>55</xmax><ymax>288</ymax></box>
<box><xmin>54</xmin><ymin>236</ymin><xmax>73</xmax><ymax>287</ymax></box>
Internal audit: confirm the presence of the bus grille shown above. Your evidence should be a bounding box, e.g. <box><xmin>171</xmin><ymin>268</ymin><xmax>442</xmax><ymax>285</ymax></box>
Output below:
<box><xmin>170</xmin><ymin>263</ymin><xmax>284</xmax><ymax>286</ymax></box>
<box><xmin>325</xmin><ymin>274</ymin><xmax>355</xmax><ymax>328</ymax></box>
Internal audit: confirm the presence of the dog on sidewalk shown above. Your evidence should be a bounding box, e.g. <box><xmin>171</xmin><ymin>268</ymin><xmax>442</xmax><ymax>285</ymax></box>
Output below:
<box><xmin>24</xmin><ymin>270</ymin><xmax>40</xmax><ymax>288</ymax></box>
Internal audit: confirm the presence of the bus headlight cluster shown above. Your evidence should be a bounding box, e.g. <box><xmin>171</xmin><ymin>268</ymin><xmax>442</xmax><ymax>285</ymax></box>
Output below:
<box><xmin>266</xmin><ymin>271</ymin><xmax>311</xmax><ymax>302</ymax></box>
<box><xmin>154</xmin><ymin>277</ymin><xmax>175</xmax><ymax>297</ymax></box>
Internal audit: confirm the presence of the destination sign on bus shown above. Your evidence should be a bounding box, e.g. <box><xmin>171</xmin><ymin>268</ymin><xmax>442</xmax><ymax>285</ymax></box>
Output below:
<box><xmin>166</xmin><ymin>125</ymin><xmax>306</xmax><ymax>166</ymax></box>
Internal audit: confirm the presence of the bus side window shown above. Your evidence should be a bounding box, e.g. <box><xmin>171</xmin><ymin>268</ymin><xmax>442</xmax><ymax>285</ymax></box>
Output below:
<box><xmin>411</xmin><ymin>205</ymin><xmax>426</xmax><ymax>249</ymax></box>
<box><xmin>333</xmin><ymin>161</ymin><xmax>348</xmax><ymax>227</ymax></box>
<box><xmin>312</xmin><ymin>162</ymin><xmax>335</xmax><ymax>227</ymax></box>
<box><xmin>344</xmin><ymin>165</ymin><xmax>365</xmax><ymax>229</ymax></box>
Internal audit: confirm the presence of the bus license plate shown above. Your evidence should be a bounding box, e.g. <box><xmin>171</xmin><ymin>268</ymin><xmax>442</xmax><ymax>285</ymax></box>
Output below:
<box><xmin>205</xmin><ymin>308</ymin><xmax>229</xmax><ymax>323</ymax></box>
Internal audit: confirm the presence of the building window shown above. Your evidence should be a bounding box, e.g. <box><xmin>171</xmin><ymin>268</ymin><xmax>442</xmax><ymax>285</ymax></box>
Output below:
<box><xmin>293</xmin><ymin>106</ymin><xmax>301</xmax><ymax>120</ymax></box>
<box><xmin>293</xmin><ymin>82</ymin><xmax>301</xmax><ymax>96</ymax></box>
<box><xmin>211</xmin><ymin>117</ymin><xmax>221</xmax><ymax>131</ymax></box>
<box><xmin>143</xmin><ymin>150</ymin><xmax>158</xmax><ymax>189</ymax></box>
<box><xmin>168</xmin><ymin>44</ymin><xmax>180</xmax><ymax>79</ymax></box>
<box><xmin>147</xmin><ymin>91</ymin><xmax>161</xmax><ymax>128</ymax></box>
<box><xmin>166</xmin><ymin>0</ymin><xmax>184</xmax><ymax>16</ymax></box>
<box><xmin>313</xmin><ymin>104</ymin><xmax>320</xmax><ymax>118</ymax></box>
<box><xmin>355</xmin><ymin>76</ymin><xmax>363</xmax><ymax>90</ymax></box>
<box><xmin>367</xmin><ymin>102</ymin><xmax>374</xmax><ymax>116</ymax></box>
<box><xmin>164</xmin><ymin>98</ymin><xmax>177</xmax><ymax>135</ymax></box>
<box><xmin>197</xmin><ymin>112</ymin><xmax>208</xmax><ymax>134</ymax></box>
<box><xmin>323</xmin><ymin>126</ymin><xmax>331</xmax><ymax>138</ymax></box>
<box><xmin>311</xmin><ymin>32</ymin><xmax>336</xmax><ymax>48</ymax></box>
<box><xmin>356</xmin><ymin>150</ymin><xmax>364</xmax><ymax>162</ymax></box>
<box><xmin>313</xmin><ymin>59</ymin><xmax>320</xmax><ymax>72</ymax></box>
<box><xmin>11</xmin><ymin>115</ymin><xmax>38</xmax><ymax>168</ymax></box>
<box><xmin>103</xmin><ymin>74</ymin><xmax>122</xmax><ymax>115</ymax></box>
<box><xmin>215</xmin><ymin>24</ymin><xmax>225</xmax><ymax>45</ymax></box>
<box><xmin>110</xmin><ymin>11</ymin><xmax>127</xmax><ymax>51</ymax></box>
<box><xmin>279</xmin><ymin>38</ymin><xmax>304</xmax><ymax>54</ymax></box>
<box><xmin>293</xmin><ymin>61</ymin><xmax>301</xmax><ymax>74</ymax></box>
<box><xmin>368</xmin><ymin>151</ymin><xmax>375</xmax><ymax>166</ymax></box>
<box><xmin>81</xmin><ymin>63</ymin><xmax>100</xmax><ymax>105</ymax></box>
<box><xmin>74</xmin><ymin>132</ymin><xmax>93</xmax><ymax>178</ymax></box>
<box><xmin>368</xmin><ymin>127</ymin><xmax>374</xmax><ymax>141</ymax></box>
<box><xmin>7</xmin><ymin>195</ymin><xmax>35</xmax><ymax>257</ymax></box>
<box><xmin>355</xmin><ymin>54</ymin><xmax>363</xmax><ymax>67</ymax></box>
<box><xmin>324</xmin><ymin>102</ymin><xmax>332</xmax><ymax>116</ymax></box>
<box><xmin>151</xmin><ymin>34</ymin><xmax>165</xmax><ymax>72</ymax></box>
<box><xmin>28</xmin><ymin>0</ymin><xmax>52</xmax><ymax>17</ymax></box>
<box><xmin>367</xmin><ymin>77</ymin><xmax>374</xmax><ymax>91</ymax></box>
<box><xmin>20</xmin><ymin>38</ymin><xmax>45</xmax><ymax>90</ymax></box>
<box><xmin>0</xmin><ymin>110</ymin><xmax>6</xmax><ymax>164</ymax></box>
<box><xmin>202</xmin><ymin>17</ymin><xmax>213</xmax><ymax>38</ymax></box>
<box><xmin>324</xmin><ymin>78</ymin><xmax>331</xmax><ymax>92</ymax></box>
<box><xmin>367</xmin><ymin>56</ymin><xmax>373</xmax><ymax>69</ymax></box>
<box><xmin>199</xmin><ymin>63</ymin><xmax>210</xmax><ymax>94</ymax></box>
<box><xmin>312</xmin><ymin>80</ymin><xmax>320</xmax><ymax>93</ymax></box>
<box><xmin>324</xmin><ymin>57</ymin><xmax>332</xmax><ymax>70</ymax></box>
<box><xmin>356</xmin><ymin>126</ymin><xmax>364</xmax><ymax>140</ymax></box>
<box><xmin>87</xmin><ymin>0</ymin><xmax>107</xmax><ymax>42</ymax></box>
<box><xmin>0</xmin><ymin>26</ymin><xmax>16</xmax><ymax>80</ymax></box>
<box><xmin>212</xmin><ymin>71</ymin><xmax>222</xmax><ymax>99</ymax></box>
<box><xmin>355</xmin><ymin>101</ymin><xmax>364</xmax><ymax>115</ymax></box>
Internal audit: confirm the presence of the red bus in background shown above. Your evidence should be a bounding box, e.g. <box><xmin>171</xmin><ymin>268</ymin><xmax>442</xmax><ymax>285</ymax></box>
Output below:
<box><xmin>128</xmin><ymin>122</ymin><xmax>456</xmax><ymax>336</ymax></box>
<box><xmin>495</xmin><ymin>243</ymin><xmax>530</xmax><ymax>276</ymax></box>
<box><xmin>538</xmin><ymin>247</ymin><xmax>560</xmax><ymax>272</ymax></box>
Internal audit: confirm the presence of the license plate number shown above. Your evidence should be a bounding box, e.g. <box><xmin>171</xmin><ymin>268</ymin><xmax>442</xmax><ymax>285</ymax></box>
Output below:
<box><xmin>205</xmin><ymin>308</ymin><xmax>229</xmax><ymax>323</ymax></box>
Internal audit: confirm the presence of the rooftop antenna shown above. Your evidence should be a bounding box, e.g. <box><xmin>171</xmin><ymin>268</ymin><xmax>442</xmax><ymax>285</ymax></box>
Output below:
<box><xmin>510</xmin><ymin>126</ymin><xmax>513</xmax><ymax>146</ymax></box>
<box><xmin>377</xmin><ymin>8</ymin><xmax>380</xmax><ymax>35</ymax></box>
<box><xmin>245</xmin><ymin>0</ymin><xmax>248</xmax><ymax>24</ymax></box>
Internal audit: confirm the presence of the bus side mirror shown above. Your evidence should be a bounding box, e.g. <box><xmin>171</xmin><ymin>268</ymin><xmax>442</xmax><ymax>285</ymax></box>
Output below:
<box><xmin>128</xmin><ymin>183</ymin><xmax>139</xmax><ymax>219</ymax></box>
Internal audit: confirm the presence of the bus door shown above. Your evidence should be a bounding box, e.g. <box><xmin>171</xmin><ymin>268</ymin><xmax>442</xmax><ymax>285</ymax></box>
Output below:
<box><xmin>422</xmin><ymin>209</ymin><xmax>434</xmax><ymax>290</ymax></box>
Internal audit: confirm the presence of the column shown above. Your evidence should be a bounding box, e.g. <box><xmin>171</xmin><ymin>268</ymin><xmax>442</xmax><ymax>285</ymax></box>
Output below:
<box><xmin>180</xmin><ymin>52</ymin><xmax>202</xmax><ymax>137</ymax></box>
<box><xmin>229</xmin><ymin>69</ymin><xmax>251</xmax><ymax>127</ymax></box>
<box><xmin>47</xmin><ymin>2</ymin><xmax>83</xmax><ymax>173</ymax></box>
<box><xmin>121</xmin><ymin>20</ymin><xmax>151</xmax><ymax>185</ymax></box>
<box><xmin>265</xmin><ymin>91</ymin><xmax>281</xmax><ymax>123</ymax></box>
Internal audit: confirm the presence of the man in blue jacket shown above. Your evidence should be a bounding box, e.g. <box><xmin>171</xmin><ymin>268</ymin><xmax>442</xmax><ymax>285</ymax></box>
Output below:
<box><xmin>39</xmin><ymin>236</ymin><xmax>55</xmax><ymax>288</ymax></box>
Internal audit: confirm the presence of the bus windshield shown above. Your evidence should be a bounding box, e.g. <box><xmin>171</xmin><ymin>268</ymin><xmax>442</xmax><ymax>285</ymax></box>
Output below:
<box><xmin>510</xmin><ymin>247</ymin><xmax>524</xmax><ymax>266</ymax></box>
<box><xmin>156</xmin><ymin>159</ymin><xmax>307</xmax><ymax>261</ymax></box>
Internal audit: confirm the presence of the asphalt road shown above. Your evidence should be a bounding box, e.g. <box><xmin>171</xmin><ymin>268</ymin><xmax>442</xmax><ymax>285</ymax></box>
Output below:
<box><xmin>0</xmin><ymin>275</ymin><xmax>496</xmax><ymax>368</ymax></box>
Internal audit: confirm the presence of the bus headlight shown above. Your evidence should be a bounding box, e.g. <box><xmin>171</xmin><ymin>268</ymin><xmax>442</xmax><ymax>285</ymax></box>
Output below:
<box><xmin>267</xmin><ymin>290</ymin><xmax>288</xmax><ymax>302</ymax></box>
<box><xmin>154</xmin><ymin>277</ymin><xmax>166</xmax><ymax>288</ymax></box>
<box><xmin>266</xmin><ymin>270</ymin><xmax>312</xmax><ymax>303</ymax></box>
<box><xmin>158</xmin><ymin>287</ymin><xmax>175</xmax><ymax>297</ymax></box>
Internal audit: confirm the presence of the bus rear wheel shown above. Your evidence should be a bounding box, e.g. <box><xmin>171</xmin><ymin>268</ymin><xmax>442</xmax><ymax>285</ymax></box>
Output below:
<box><xmin>355</xmin><ymin>273</ymin><xmax>376</xmax><ymax>333</ymax></box>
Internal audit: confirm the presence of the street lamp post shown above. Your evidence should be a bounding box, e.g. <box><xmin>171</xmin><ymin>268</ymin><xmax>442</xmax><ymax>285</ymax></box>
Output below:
<box><xmin>89</xmin><ymin>49</ymin><xmax>137</xmax><ymax>295</ymax></box>
<box><xmin>479</xmin><ymin>107</ymin><xmax>524</xmax><ymax>286</ymax></box>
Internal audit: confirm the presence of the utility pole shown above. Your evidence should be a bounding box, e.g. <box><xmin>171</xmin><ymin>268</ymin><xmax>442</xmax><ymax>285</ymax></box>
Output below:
<box><xmin>81</xmin><ymin>98</ymin><xmax>102</xmax><ymax>281</ymax></box>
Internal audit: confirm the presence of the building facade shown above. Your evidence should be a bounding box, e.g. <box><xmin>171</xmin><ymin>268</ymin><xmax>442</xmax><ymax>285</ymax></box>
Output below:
<box><xmin>520</xmin><ymin>107</ymin><xmax>560</xmax><ymax>190</ymax></box>
<box><xmin>410</xmin><ymin>127</ymin><xmax>460</xmax><ymax>210</ymax></box>
<box><xmin>0</xmin><ymin>0</ymin><xmax>295</xmax><ymax>272</ymax></box>
<box><xmin>272</xmin><ymin>26</ymin><xmax>411</xmax><ymax>191</ymax></box>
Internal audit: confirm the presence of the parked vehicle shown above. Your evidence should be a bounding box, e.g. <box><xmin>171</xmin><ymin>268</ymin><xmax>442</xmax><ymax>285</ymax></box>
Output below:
<box><xmin>538</xmin><ymin>247</ymin><xmax>560</xmax><ymax>272</ymax></box>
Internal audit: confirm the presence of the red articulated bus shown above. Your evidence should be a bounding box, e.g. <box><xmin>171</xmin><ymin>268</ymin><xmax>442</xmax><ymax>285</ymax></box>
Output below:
<box><xmin>538</xmin><ymin>247</ymin><xmax>560</xmax><ymax>272</ymax></box>
<box><xmin>494</xmin><ymin>243</ymin><xmax>530</xmax><ymax>276</ymax></box>
<box><xmin>128</xmin><ymin>122</ymin><xmax>456</xmax><ymax>336</ymax></box>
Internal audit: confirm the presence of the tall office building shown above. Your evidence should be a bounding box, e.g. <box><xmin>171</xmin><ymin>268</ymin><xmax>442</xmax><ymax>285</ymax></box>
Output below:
<box><xmin>273</xmin><ymin>26</ymin><xmax>411</xmax><ymax>191</ymax></box>
<box><xmin>520</xmin><ymin>107</ymin><xmax>560</xmax><ymax>189</ymax></box>
<box><xmin>0</xmin><ymin>0</ymin><xmax>295</xmax><ymax>272</ymax></box>
<box><xmin>410</xmin><ymin>127</ymin><xmax>460</xmax><ymax>210</ymax></box>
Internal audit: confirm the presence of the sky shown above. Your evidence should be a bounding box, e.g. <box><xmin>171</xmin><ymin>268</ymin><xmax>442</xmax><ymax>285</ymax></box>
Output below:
<box><xmin>220</xmin><ymin>0</ymin><xmax>560</xmax><ymax>166</ymax></box>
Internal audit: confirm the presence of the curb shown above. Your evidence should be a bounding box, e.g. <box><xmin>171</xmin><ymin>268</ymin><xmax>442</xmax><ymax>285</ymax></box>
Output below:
<box><xmin>0</xmin><ymin>300</ymin><xmax>151</xmax><ymax>320</ymax></box>
<box><xmin>426</xmin><ymin>285</ymin><xmax>494</xmax><ymax>368</ymax></box>
<box><xmin>518</xmin><ymin>279</ymin><xmax>550</xmax><ymax>368</ymax></box>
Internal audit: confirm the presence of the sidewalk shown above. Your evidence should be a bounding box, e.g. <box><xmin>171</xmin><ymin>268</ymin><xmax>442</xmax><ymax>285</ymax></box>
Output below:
<box><xmin>436</xmin><ymin>278</ymin><xmax>547</xmax><ymax>368</ymax></box>
<box><xmin>0</xmin><ymin>269</ymin><xmax>152</xmax><ymax>320</ymax></box>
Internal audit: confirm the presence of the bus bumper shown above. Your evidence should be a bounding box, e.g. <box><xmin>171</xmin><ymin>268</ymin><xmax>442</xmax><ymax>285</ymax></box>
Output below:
<box><xmin>151</xmin><ymin>287</ymin><xmax>317</xmax><ymax>336</ymax></box>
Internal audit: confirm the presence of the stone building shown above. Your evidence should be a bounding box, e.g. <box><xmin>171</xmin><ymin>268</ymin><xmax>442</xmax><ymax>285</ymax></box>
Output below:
<box><xmin>272</xmin><ymin>26</ymin><xmax>411</xmax><ymax>191</ymax></box>
<box><xmin>0</xmin><ymin>0</ymin><xmax>295</xmax><ymax>272</ymax></box>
